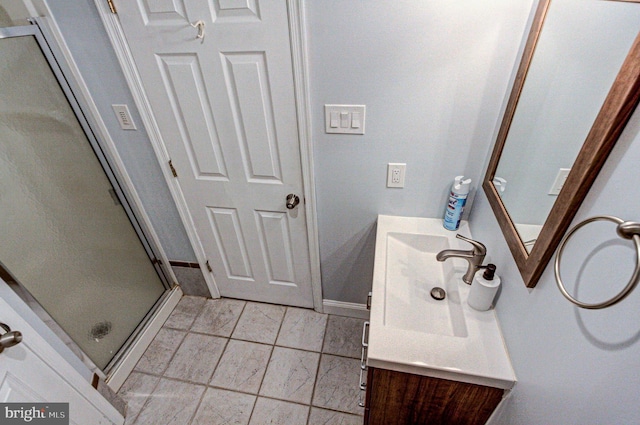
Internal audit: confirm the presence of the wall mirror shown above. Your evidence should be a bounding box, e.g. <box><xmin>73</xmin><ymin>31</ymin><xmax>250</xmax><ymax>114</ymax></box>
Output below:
<box><xmin>482</xmin><ymin>0</ymin><xmax>640</xmax><ymax>288</ymax></box>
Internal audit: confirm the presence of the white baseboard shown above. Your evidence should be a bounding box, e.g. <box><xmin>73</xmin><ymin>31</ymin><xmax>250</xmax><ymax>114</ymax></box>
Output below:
<box><xmin>106</xmin><ymin>287</ymin><xmax>182</xmax><ymax>391</ymax></box>
<box><xmin>322</xmin><ymin>299</ymin><xmax>370</xmax><ymax>320</ymax></box>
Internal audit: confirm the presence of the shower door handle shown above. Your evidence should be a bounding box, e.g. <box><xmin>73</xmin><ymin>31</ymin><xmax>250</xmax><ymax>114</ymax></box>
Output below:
<box><xmin>0</xmin><ymin>323</ymin><xmax>23</xmax><ymax>354</ymax></box>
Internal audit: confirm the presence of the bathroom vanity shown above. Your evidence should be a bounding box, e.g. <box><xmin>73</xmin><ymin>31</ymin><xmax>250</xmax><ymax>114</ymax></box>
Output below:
<box><xmin>362</xmin><ymin>215</ymin><xmax>516</xmax><ymax>425</ymax></box>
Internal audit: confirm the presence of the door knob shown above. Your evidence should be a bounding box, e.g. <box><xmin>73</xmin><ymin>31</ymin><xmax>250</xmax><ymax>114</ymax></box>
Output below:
<box><xmin>0</xmin><ymin>323</ymin><xmax>23</xmax><ymax>354</ymax></box>
<box><xmin>286</xmin><ymin>194</ymin><xmax>300</xmax><ymax>209</ymax></box>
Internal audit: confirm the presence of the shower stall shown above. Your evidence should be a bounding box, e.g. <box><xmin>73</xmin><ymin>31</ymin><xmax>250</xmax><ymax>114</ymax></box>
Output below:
<box><xmin>0</xmin><ymin>13</ymin><xmax>176</xmax><ymax>380</ymax></box>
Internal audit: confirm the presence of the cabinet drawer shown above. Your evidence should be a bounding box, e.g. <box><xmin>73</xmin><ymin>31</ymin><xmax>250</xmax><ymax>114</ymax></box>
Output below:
<box><xmin>365</xmin><ymin>367</ymin><xmax>503</xmax><ymax>425</ymax></box>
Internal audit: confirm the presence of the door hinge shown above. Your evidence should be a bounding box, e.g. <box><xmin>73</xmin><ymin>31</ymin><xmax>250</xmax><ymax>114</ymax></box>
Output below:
<box><xmin>108</xmin><ymin>188</ymin><xmax>121</xmax><ymax>206</ymax></box>
<box><xmin>169</xmin><ymin>160</ymin><xmax>178</xmax><ymax>178</ymax></box>
<box><xmin>106</xmin><ymin>0</ymin><xmax>117</xmax><ymax>14</ymax></box>
<box><xmin>206</xmin><ymin>261</ymin><xmax>213</xmax><ymax>272</ymax></box>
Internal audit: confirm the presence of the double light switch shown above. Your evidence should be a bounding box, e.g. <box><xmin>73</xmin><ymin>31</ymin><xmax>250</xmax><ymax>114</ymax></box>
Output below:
<box><xmin>325</xmin><ymin>104</ymin><xmax>366</xmax><ymax>134</ymax></box>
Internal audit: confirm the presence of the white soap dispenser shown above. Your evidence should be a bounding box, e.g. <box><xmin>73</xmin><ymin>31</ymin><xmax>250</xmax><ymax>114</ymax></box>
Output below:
<box><xmin>467</xmin><ymin>264</ymin><xmax>501</xmax><ymax>311</ymax></box>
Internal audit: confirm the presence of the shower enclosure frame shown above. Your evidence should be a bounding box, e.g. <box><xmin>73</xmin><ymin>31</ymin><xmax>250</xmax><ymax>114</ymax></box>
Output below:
<box><xmin>0</xmin><ymin>19</ymin><xmax>181</xmax><ymax>388</ymax></box>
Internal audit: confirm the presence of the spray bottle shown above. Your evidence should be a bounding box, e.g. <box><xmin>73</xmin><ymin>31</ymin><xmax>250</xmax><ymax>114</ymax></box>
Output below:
<box><xmin>443</xmin><ymin>176</ymin><xmax>471</xmax><ymax>231</ymax></box>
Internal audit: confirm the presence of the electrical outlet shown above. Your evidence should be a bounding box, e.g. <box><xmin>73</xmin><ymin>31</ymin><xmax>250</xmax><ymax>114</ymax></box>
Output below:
<box><xmin>387</xmin><ymin>163</ymin><xmax>406</xmax><ymax>188</ymax></box>
<box><xmin>549</xmin><ymin>168</ymin><xmax>571</xmax><ymax>195</ymax></box>
<box><xmin>392</xmin><ymin>169</ymin><xmax>401</xmax><ymax>183</ymax></box>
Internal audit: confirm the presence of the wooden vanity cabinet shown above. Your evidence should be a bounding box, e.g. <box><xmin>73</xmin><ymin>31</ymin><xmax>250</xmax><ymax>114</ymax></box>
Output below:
<box><xmin>363</xmin><ymin>367</ymin><xmax>504</xmax><ymax>425</ymax></box>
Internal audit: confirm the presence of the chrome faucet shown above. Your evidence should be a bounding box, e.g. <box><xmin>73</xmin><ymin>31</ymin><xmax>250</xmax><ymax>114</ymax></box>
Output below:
<box><xmin>436</xmin><ymin>234</ymin><xmax>486</xmax><ymax>284</ymax></box>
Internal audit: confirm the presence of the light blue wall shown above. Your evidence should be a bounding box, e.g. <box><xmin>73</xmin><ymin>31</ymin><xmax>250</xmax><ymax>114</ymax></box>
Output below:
<box><xmin>45</xmin><ymin>0</ymin><xmax>195</xmax><ymax>261</ymax></box>
<box><xmin>472</xmin><ymin>107</ymin><xmax>640</xmax><ymax>424</ymax></box>
<box><xmin>305</xmin><ymin>0</ymin><xmax>534</xmax><ymax>303</ymax></box>
<box><xmin>469</xmin><ymin>2</ymin><xmax>640</xmax><ymax>422</ymax></box>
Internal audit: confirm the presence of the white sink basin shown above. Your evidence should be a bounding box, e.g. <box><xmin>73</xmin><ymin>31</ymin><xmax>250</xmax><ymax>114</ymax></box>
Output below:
<box><xmin>368</xmin><ymin>215</ymin><xmax>516</xmax><ymax>390</ymax></box>
<box><xmin>384</xmin><ymin>232</ymin><xmax>467</xmax><ymax>337</ymax></box>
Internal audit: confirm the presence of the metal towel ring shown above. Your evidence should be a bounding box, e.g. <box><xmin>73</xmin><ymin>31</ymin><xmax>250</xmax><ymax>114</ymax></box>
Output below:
<box><xmin>555</xmin><ymin>215</ymin><xmax>640</xmax><ymax>309</ymax></box>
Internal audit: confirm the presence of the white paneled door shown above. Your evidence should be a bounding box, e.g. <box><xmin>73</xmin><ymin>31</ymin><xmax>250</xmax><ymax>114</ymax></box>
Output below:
<box><xmin>116</xmin><ymin>1</ymin><xmax>314</xmax><ymax>307</ymax></box>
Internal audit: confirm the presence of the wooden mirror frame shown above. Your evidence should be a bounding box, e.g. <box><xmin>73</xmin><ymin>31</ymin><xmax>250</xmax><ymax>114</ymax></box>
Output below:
<box><xmin>482</xmin><ymin>0</ymin><xmax>640</xmax><ymax>288</ymax></box>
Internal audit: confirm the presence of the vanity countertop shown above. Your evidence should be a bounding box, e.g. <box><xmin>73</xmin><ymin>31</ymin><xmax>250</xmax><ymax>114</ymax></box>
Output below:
<box><xmin>367</xmin><ymin>214</ymin><xmax>516</xmax><ymax>390</ymax></box>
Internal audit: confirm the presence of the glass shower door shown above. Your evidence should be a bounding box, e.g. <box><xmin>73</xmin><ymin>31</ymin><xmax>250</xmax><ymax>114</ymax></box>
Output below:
<box><xmin>0</xmin><ymin>26</ymin><xmax>168</xmax><ymax>370</ymax></box>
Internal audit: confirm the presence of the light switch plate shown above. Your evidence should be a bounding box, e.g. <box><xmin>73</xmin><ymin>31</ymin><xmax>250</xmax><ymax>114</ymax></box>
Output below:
<box><xmin>325</xmin><ymin>104</ymin><xmax>366</xmax><ymax>134</ymax></box>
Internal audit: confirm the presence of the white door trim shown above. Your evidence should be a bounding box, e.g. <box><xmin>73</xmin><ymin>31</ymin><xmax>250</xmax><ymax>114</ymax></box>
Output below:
<box><xmin>288</xmin><ymin>0</ymin><xmax>324</xmax><ymax>312</ymax></box>
<box><xmin>92</xmin><ymin>0</ymin><xmax>218</xmax><ymax>296</ymax></box>
<box><xmin>93</xmin><ymin>0</ymin><xmax>323</xmax><ymax>310</ymax></box>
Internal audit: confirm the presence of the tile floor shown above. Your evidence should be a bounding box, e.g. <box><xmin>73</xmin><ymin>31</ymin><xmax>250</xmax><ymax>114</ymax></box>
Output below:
<box><xmin>119</xmin><ymin>296</ymin><xmax>367</xmax><ymax>425</ymax></box>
